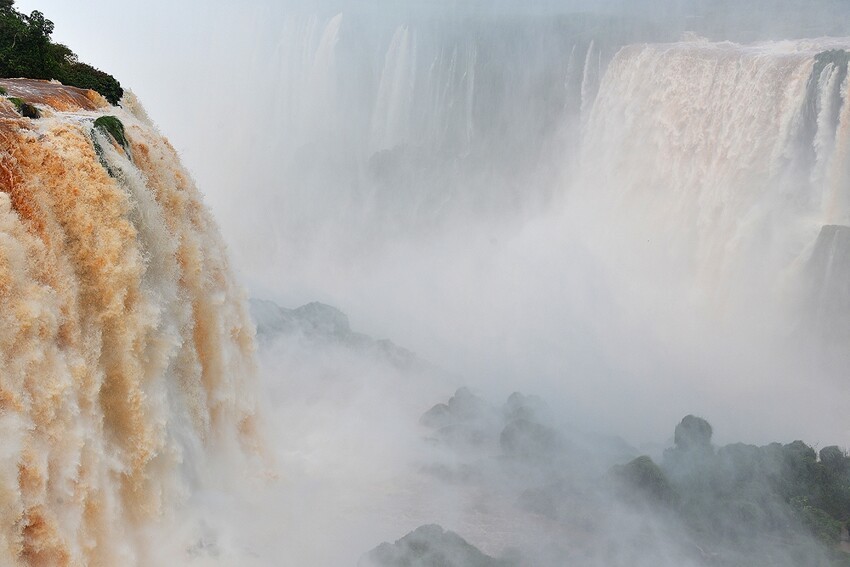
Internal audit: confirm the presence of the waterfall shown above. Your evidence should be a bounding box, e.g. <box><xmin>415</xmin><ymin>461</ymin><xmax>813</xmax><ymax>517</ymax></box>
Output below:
<box><xmin>208</xmin><ymin>10</ymin><xmax>647</xmax><ymax>266</ymax></box>
<box><xmin>371</xmin><ymin>25</ymin><xmax>416</xmax><ymax>152</ymax></box>
<box><xmin>577</xmin><ymin>40</ymin><xmax>850</xmax><ymax>319</ymax></box>
<box><xmin>0</xmin><ymin>79</ymin><xmax>259</xmax><ymax>566</ymax></box>
<box><xmin>580</xmin><ymin>40</ymin><xmax>598</xmax><ymax>125</ymax></box>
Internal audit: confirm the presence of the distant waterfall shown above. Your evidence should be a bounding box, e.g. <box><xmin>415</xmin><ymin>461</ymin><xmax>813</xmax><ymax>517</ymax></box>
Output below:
<box><xmin>577</xmin><ymin>41</ymin><xmax>850</xmax><ymax>316</ymax></box>
<box><xmin>371</xmin><ymin>25</ymin><xmax>416</xmax><ymax>152</ymax></box>
<box><xmin>230</xmin><ymin>11</ymin><xmax>646</xmax><ymax>248</ymax></box>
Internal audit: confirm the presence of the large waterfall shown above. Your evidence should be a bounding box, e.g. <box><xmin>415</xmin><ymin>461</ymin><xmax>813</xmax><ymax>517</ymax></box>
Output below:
<box><xmin>575</xmin><ymin>40</ymin><xmax>850</xmax><ymax>335</ymax></box>
<box><xmin>6</xmin><ymin>2</ymin><xmax>850</xmax><ymax>565</ymax></box>
<box><xmin>194</xmin><ymin>9</ymin><xmax>665</xmax><ymax>281</ymax></box>
<box><xmin>0</xmin><ymin>79</ymin><xmax>259</xmax><ymax>566</ymax></box>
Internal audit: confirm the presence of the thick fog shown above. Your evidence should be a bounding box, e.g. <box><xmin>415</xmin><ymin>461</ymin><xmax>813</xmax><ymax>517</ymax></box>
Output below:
<box><xmin>16</xmin><ymin>0</ymin><xmax>850</xmax><ymax>564</ymax></box>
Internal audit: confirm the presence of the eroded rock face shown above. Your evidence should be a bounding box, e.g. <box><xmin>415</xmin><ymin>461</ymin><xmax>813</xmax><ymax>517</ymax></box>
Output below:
<box><xmin>499</xmin><ymin>418</ymin><xmax>569</xmax><ymax>461</ymax></box>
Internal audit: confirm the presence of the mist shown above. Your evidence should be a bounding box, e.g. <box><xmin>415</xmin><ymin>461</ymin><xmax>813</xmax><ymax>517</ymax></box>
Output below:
<box><xmin>101</xmin><ymin>0</ymin><xmax>849</xmax><ymax>442</ymax></box>
<box><xmin>12</xmin><ymin>0</ymin><xmax>850</xmax><ymax>564</ymax></box>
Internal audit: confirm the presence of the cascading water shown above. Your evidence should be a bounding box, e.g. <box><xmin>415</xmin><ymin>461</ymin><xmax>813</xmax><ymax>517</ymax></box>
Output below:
<box><xmin>576</xmin><ymin>39</ymin><xmax>850</xmax><ymax>333</ymax></box>
<box><xmin>8</xmin><ymin>2</ymin><xmax>850</xmax><ymax>564</ymax></box>
<box><xmin>0</xmin><ymin>79</ymin><xmax>259</xmax><ymax>566</ymax></box>
<box><xmin>204</xmin><ymin>9</ymin><xmax>663</xmax><ymax>281</ymax></box>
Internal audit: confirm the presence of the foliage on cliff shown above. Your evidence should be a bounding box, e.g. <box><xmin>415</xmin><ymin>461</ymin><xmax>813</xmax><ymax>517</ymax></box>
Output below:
<box><xmin>0</xmin><ymin>1</ymin><xmax>122</xmax><ymax>103</ymax></box>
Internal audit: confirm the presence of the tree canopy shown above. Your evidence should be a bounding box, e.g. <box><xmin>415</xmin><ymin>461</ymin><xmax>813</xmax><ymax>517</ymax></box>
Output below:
<box><xmin>0</xmin><ymin>1</ymin><xmax>122</xmax><ymax>104</ymax></box>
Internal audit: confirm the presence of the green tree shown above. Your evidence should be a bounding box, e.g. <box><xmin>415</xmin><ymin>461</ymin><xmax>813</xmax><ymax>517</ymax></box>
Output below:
<box><xmin>0</xmin><ymin>4</ymin><xmax>122</xmax><ymax>103</ymax></box>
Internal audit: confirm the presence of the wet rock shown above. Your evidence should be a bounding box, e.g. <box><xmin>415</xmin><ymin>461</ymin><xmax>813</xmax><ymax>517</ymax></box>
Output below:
<box><xmin>447</xmin><ymin>387</ymin><xmax>492</xmax><ymax>421</ymax></box>
<box><xmin>674</xmin><ymin>415</ymin><xmax>713</xmax><ymax>450</ymax></box>
<box><xmin>420</xmin><ymin>403</ymin><xmax>452</xmax><ymax>429</ymax></box>
<box><xmin>502</xmin><ymin>392</ymin><xmax>550</xmax><ymax>423</ymax></box>
<box><xmin>500</xmin><ymin>419</ymin><xmax>566</xmax><ymax>460</ymax></box>
<box><xmin>420</xmin><ymin>388</ymin><xmax>501</xmax><ymax>449</ymax></box>
<box><xmin>359</xmin><ymin>524</ymin><xmax>517</xmax><ymax>567</ymax></box>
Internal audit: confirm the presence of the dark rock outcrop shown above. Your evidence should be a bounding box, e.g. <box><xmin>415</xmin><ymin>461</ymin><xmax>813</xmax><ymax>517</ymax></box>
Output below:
<box><xmin>500</xmin><ymin>419</ymin><xmax>566</xmax><ymax>460</ymax></box>
<box><xmin>420</xmin><ymin>388</ymin><xmax>501</xmax><ymax>449</ymax></box>
<box><xmin>359</xmin><ymin>524</ymin><xmax>517</xmax><ymax>567</ymax></box>
<box><xmin>673</xmin><ymin>415</ymin><xmax>713</xmax><ymax>450</ymax></box>
<box><xmin>249</xmin><ymin>298</ymin><xmax>419</xmax><ymax>368</ymax></box>
<box><xmin>610</xmin><ymin>455</ymin><xmax>676</xmax><ymax>505</ymax></box>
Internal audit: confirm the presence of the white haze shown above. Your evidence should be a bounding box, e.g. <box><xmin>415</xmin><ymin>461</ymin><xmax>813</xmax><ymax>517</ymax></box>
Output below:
<box><xmin>15</xmin><ymin>0</ymin><xmax>850</xmax><ymax>564</ymax></box>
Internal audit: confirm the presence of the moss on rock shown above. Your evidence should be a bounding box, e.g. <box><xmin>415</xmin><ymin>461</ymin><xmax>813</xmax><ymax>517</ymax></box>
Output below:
<box><xmin>7</xmin><ymin>97</ymin><xmax>40</xmax><ymax>118</ymax></box>
<box><xmin>94</xmin><ymin>115</ymin><xmax>127</xmax><ymax>150</ymax></box>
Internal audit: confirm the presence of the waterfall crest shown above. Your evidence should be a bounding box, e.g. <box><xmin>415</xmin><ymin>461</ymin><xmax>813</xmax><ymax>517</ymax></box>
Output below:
<box><xmin>578</xmin><ymin>40</ymin><xmax>850</xmax><ymax>321</ymax></box>
<box><xmin>0</xmin><ymin>80</ymin><xmax>259</xmax><ymax>566</ymax></box>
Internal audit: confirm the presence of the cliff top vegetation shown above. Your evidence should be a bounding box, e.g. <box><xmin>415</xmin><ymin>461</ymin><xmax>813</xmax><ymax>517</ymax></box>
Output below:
<box><xmin>0</xmin><ymin>0</ymin><xmax>122</xmax><ymax>104</ymax></box>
